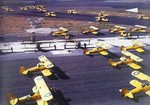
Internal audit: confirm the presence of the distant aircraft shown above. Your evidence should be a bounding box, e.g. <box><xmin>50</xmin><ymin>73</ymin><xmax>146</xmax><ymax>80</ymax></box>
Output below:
<box><xmin>45</xmin><ymin>12</ymin><xmax>56</xmax><ymax>17</ymax></box>
<box><xmin>119</xmin><ymin>31</ymin><xmax>131</xmax><ymax>38</ymax></box>
<box><xmin>84</xmin><ymin>42</ymin><xmax>111</xmax><ymax>56</ymax></box>
<box><xmin>120</xmin><ymin>71</ymin><xmax>150</xmax><ymax>99</ymax></box>
<box><xmin>67</xmin><ymin>10</ymin><xmax>78</xmax><ymax>14</ymax></box>
<box><xmin>130</xmin><ymin>25</ymin><xmax>147</xmax><ymax>33</ymax></box>
<box><xmin>108</xmin><ymin>50</ymin><xmax>143</xmax><ymax>70</ymax></box>
<box><xmin>95</xmin><ymin>12</ymin><xmax>109</xmax><ymax>22</ymax></box>
<box><xmin>82</xmin><ymin>26</ymin><xmax>99</xmax><ymax>35</ymax></box>
<box><xmin>109</xmin><ymin>25</ymin><xmax>127</xmax><ymax>34</ymax></box>
<box><xmin>20</xmin><ymin>55</ymin><xmax>54</xmax><ymax>77</ymax></box>
<box><xmin>51</xmin><ymin>27</ymin><xmax>69</xmax><ymax>39</ymax></box>
<box><xmin>7</xmin><ymin>76</ymin><xmax>54</xmax><ymax>105</ymax></box>
<box><xmin>120</xmin><ymin>40</ymin><xmax>145</xmax><ymax>53</ymax></box>
<box><xmin>137</xmin><ymin>15</ymin><xmax>149</xmax><ymax>20</ymax></box>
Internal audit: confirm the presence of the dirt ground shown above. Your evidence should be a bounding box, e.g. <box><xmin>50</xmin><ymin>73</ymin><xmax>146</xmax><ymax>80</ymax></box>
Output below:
<box><xmin>0</xmin><ymin>15</ymin><xmax>115</xmax><ymax>35</ymax></box>
<box><xmin>0</xmin><ymin>9</ymin><xmax>150</xmax><ymax>35</ymax></box>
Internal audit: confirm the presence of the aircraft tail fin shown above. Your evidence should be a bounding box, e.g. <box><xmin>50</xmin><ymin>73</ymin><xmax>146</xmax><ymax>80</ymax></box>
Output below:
<box><xmin>120</xmin><ymin>45</ymin><xmax>126</xmax><ymax>51</ymax></box>
<box><xmin>6</xmin><ymin>93</ymin><xmax>19</xmax><ymax>105</ymax></box>
<box><xmin>20</xmin><ymin>66</ymin><xmax>28</xmax><ymax>75</ymax></box>
<box><xmin>108</xmin><ymin>59</ymin><xmax>117</xmax><ymax>66</ymax></box>
<box><xmin>119</xmin><ymin>88</ymin><xmax>134</xmax><ymax>99</ymax></box>
<box><xmin>83</xmin><ymin>49</ymin><xmax>89</xmax><ymax>55</ymax></box>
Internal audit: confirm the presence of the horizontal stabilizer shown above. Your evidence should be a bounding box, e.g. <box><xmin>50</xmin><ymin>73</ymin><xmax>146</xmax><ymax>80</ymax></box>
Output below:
<box><xmin>108</xmin><ymin>59</ymin><xmax>117</xmax><ymax>66</ymax></box>
<box><xmin>6</xmin><ymin>93</ymin><xmax>19</xmax><ymax>105</ymax></box>
<box><xmin>20</xmin><ymin>66</ymin><xmax>28</xmax><ymax>75</ymax></box>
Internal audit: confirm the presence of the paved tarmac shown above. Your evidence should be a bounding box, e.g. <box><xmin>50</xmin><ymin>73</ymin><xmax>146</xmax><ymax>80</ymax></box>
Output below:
<box><xmin>0</xmin><ymin>50</ymin><xmax>150</xmax><ymax>105</ymax></box>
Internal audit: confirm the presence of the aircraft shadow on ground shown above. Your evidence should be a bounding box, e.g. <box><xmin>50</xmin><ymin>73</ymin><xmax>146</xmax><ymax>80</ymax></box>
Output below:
<box><xmin>107</xmin><ymin>51</ymin><xmax>121</xmax><ymax>59</ymax></box>
<box><xmin>51</xmin><ymin>89</ymin><xmax>71</xmax><ymax>105</ymax></box>
<box><xmin>140</xmin><ymin>49</ymin><xmax>150</xmax><ymax>55</ymax></box>
<box><xmin>27</xmin><ymin>72</ymin><xmax>59</xmax><ymax>80</ymax></box>
<box><xmin>52</xmin><ymin>66</ymin><xmax>70</xmax><ymax>79</ymax></box>
<box><xmin>130</xmin><ymin>93</ymin><xmax>149</xmax><ymax>103</ymax></box>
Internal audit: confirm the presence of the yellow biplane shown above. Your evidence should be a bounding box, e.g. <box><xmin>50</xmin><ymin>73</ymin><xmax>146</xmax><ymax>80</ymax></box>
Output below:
<box><xmin>51</xmin><ymin>27</ymin><xmax>69</xmax><ymax>39</ymax></box>
<box><xmin>120</xmin><ymin>40</ymin><xmax>145</xmax><ymax>53</ymax></box>
<box><xmin>45</xmin><ymin>12</ymin><xmax>56</xmax><ymax>17</ymax></box>
<box><xmin>20</xmin><ymin>55</ymin><xmax>54</xmax><ymax>77</ymax></box>
<box><xmin>82</xmin><ymin>26</ymin><xmax>99</xmax><ymax>35</ymax></box>
<box><xmin>120</xmin><ymin>71</ymin><xmax>150</xmax><ymax>99</ymax></box>
<box><xmin>109</xmin><ymin>25</ymin><xmax>127</xmax><ymax>33</ymax></box>
<box><xmin>84</xmin><ymin>42</ymin><xmax>111</xmax><ymax>56</ymax></box>
<box><xmin>130</xmin><ymin>25</ymin><xmax>147</xmax><ymax>33</ymax></box>
<box><xmin>108</xmin><ymin>50</ymin><xmax>143</xmax><ymax>70</ymax></box>
<box><xmin>137</xmin><ymin>15</ymin><xmax>149</xmax><ymax>20</ymax></box>
<box><xmin>7</xmin><ymin>76</ymin><xmax>54</xmax><ymax>105</ymax></box>
<box><xmin>67</xmin><ymin>10</ymin><xmax>78</xmax><ymax>14</ymax></box>
<box><xmin>95</xmin><ymin>12</ymin><xmax>109</xmax><ymax>22</ymax></box>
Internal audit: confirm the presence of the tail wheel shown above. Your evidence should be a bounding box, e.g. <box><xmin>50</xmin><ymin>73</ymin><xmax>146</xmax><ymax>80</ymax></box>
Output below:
<box><xmin>120</xmin><ymin>88</ymin><xmax>129</xmax><ymax>97</ymax></box>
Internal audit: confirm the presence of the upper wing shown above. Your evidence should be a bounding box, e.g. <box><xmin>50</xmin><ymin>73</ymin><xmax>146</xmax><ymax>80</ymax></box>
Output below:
<box><xmin>38</xmin><ymin>55</ymin><xmax>54</xmax><ymax>68</ymax></box>
<box><xmin>34</xmin><ymin>76</ymin><xmax>53</xmax><ymax>101</ymax></box>
<box><xmin>37</xmin><ymin>99</ymin><xmax>49</xmax><ymax>105</ymax></box>
<box><xmin>133</xmin><ymin>40</ymin><xmax>145</xmax><ymax>46</ymax></box>
<box><xmin>95</xmin><ymin>42</ymin><xmax>110</xmax><ymax>49</ymax></box>
<box><xmin>131</xmin><ymin>71</ymin><xmax>150</xmax><ymax>82</ymax></box>
<box><xmin>41</xmin><ymin>69</ymin><xmax>52</xmax><ymax>76</ymax></box>
<box><xmin>121</xmin><ymin>51</ymin><xmax>143</xmax><ymax>62</ymax></box>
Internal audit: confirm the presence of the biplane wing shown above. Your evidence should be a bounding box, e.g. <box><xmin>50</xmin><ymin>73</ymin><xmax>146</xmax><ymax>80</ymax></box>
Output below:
<box><xmin>127</xmin><ymin>63</ymin><xmax>141</xmax><ymax>70</ymax></box>
<box><xmin>99</xmin><ymin>51</ymin><xmax>108</xmax><ymax>56</ymax></box>
<box><xmin>114</xmin><ymin>25</ymin><xmax>127</xmax><ymax>29</ymax></box>
<box><xmin>37</xmin><ymin>99</ymin><xmax>49</xmax><ymax>105</ymax></box>
<box><xmin>121</xmin><ymin>50</ymin><xmax>143</xmax><ymax>62</ymax></box>
<box><xmin>95</xmin><ymin>42</ymin><xmax>110</xmax><ymax>49</ymax></box>
<box><xmin>131</xmin><ymin>71</ymin><xmax>150</xmax><ymax>82</ymax></box>
<box><xmin>130</xmin><ymin>79</ymin><xmax>143</xmax><ymax>88</ymax></box>
<box><xmin>34</xmin><ymin>76</ymin><xmax>53</xmax><ymax>101</ymax></box>
<box><xmin>38</xmin><ymin>55</ymin><xmax>54</xmax><ymax>69</ymax></box>
<box><xmin>133</xmin><ymin>40</ymin><xmax>145</xmax><ymax>46</ymax></box>
<box><xmin>145</xmin><ymin>90</ymin><xmax>150</xmax><ymax>96</ymax></box>
<box><xmin>135</xmin><ymin>48</ymin><xmax>144</xmax><ymax>53</ymax></box>
<box><xmin>41</xmin><ymin>69</ymin><xmax>52</xmax><ymax>76</ymax></box>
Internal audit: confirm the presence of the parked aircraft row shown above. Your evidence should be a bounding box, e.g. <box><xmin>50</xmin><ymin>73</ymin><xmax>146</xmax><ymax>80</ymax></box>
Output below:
<box><xmin>82</xmin><ymin>40</ymin><xmax>150</xmax><ymax>99</ymax></box>
<box><xmin>109</xmin><ymin>25</ymin><xmax>148</xmax><ymax>38</ymax></box>
<box><xmin>7</xmin><ymin>55</ymin><xmax>61</xmax><ymax>105</ymax></box>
